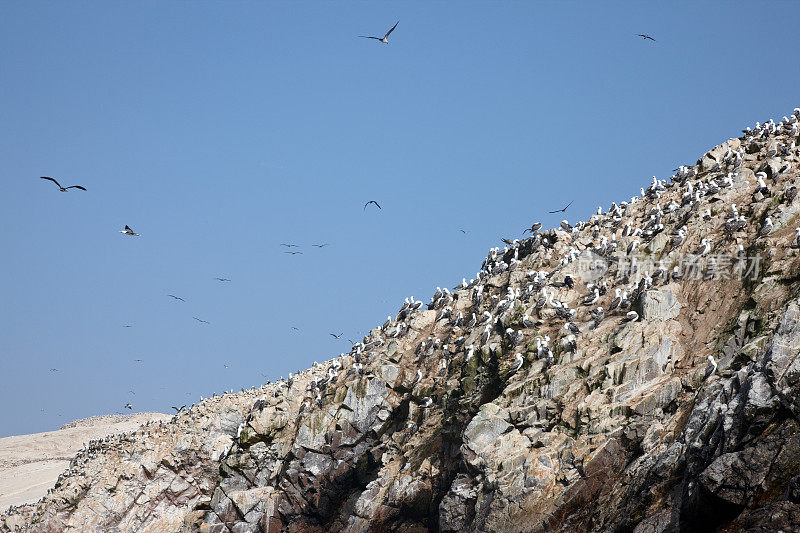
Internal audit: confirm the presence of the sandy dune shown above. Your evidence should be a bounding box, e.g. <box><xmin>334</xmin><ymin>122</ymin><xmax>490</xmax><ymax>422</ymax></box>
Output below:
<box><xmin>0</xmin><ymin>413</ymin><xmax>171</xmax><ymax>513</ymax></box>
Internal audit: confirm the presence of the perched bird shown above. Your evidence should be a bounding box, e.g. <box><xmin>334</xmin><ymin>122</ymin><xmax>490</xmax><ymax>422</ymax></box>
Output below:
<box><xmin>364</xmin><ymin>200</ymin><xmax>382</xmax><ymax>210</ymax></box>
<box><xmin>167</xmin><ymin>295</ymin><xmax>185</xmax><ymax>302</ymax></box>
<box><xmin>624</xmin><ymin>311</ymin><xmax>639</xmax><ymax>322</ymax></box>
<box><xmin>120</xmin><ymin>225</ymin><xmax>139</xmax><ymax>236</ymax></box>
<box><xmin>636</xmin><ymin>33</ymin><xmax>656</xmax><ymax>41</ymax></box>
<box><xmin>359</xmin><ymin>21</ymin><xmax>399</xmax><ymax>44</ymax></box>
<box><xmin>705</xmin><ymin>355</ymin><xmax>718</xmax><ymax>379</ymax></box>
<box><xmin>523</xmin><ymin>222</ymin><xmax>543</xmax><ymax>234</ymax></box>
<box><xmin>511</xmin><ymin>352</ymin><xmax>524</xmax><ymax>372</ymax></box>
<box><xmin>760</xmin><ymin>217</ymin><xmax>774</xmax><ymax>237</ymax></box>
<box><xmin>40</xmin><ymin>176</ymin><xmax>86</xmax><ymax>192</ymax></box>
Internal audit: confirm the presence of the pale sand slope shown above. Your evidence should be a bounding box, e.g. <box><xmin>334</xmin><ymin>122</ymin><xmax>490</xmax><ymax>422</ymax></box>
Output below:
<box><xmin>0</xmin><ymin>413</ymin><xmax>171</xmax><ymax>512</ymax></box>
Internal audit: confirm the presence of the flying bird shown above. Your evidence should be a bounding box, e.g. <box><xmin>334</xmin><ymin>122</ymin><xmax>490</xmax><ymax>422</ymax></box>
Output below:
<box><xmin>171</xmin><ymin>405</ymin><xmax>186</xmax><ymax>413</ymax></box>
<box><xmin>123</xmin><ymin>325</ymin><xmax>133</xmax><ymax>328</ymax></box>
<box><xmin>460</xmin><ymin>229</ymin><xmax>468</xmax><ymax>234</ymax></box>
<box><xmin>284</xmin><ymin>251</ymin><xmax>303</xmax><ymax>255</ymax></box>
<box><xmin>636</xmin><ymin>34</ymin><xmax>656</xmax><ymax>41</ymax></box>
<box><xmin>40</xmin><ymin>176</ymin><xmax>86</xmax><ymax>192</ymax></box>
<box><xmin>193</xmin><ymin>317</ymin><xmax>210</xmax><ymax>324</ymax></box>
<box><xmin>167</xmin><ymin>295</ymin><xmax>185</xmax><ymax>302</ymax></box>
<box><xmin>215</xmin><ymin>277</ymin><xmax>231</xmax><ymax>282</ymax></box>
<box><xmin>364</xmin><ymin>200</ymin><xmax>382</xmax><ymax>210</ymax></box>
<box><xmin>49</xmin><ymin>368</ymin><xmax>59</xmax><ymax>372</ymax></box>
<box><xmin>359</xmin><ymin>21</ymin><xmax>399</xmax><ymax>44</ymax></box>
<box><xmin>280</xmin><ymin>243</ymin><xmax>299</xmax><ymax>248</ymax></box>
<box><xmin>124</xmin><ymin>403</ymin><xmax>132</xmax><ymax>410</ymax></box>
<box><xmin>549</xmin><ymin>201</ymin><xmax>573</xmax><ymax>214</ymax></box>
<box><xmin>312</xmin><ymin>243</ymin><xmax>329</xmax><ymax>248</ymax></box>
<box><xmin>330</xmin><ymin>332</ymin><xmax>343</xmax><ymax>339</ymax></box>
<box><xmin>134</xmin><ymin>359</ymin><xmax>142</xmax><ymax>362</ymax></box>
<box><xmin>120</xmin><ymin>225</ymin><xmax>140</xmax><ymax>236</ymax></box>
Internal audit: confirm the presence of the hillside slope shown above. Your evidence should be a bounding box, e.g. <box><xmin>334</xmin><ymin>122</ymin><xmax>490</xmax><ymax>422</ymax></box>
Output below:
<box><xmin>3</xmin><ymin>109</ymin><xmax>800</xmax><ymax>532</ymax></box>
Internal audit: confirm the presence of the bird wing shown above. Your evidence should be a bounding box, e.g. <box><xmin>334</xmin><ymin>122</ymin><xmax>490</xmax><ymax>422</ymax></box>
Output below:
<box><xmin>358</xmin><ymin>36</ymin><xmax>382</xmax><ymax>40</ymax></box>
<box><xmin>646</xmin><ymin>35</ymin><xmax>656</xmax><ymax>41</ymax></box>
<box><xmin>384</xmin><ymin>21</ymin><xmax>399</xmax><ymax>39</ymax></box>
<box><xmin>125</xmin><ymin>225</ymin><xmax>133</xmax><ymax>231</ymax></box>
<box><xmin>65</xmin><ymin>185</ymin><xmax>87</xmax><ymax>191</ymax></box>
<box><xmin>40</xmin><ymin>176</ymin><xmax>62</xmax><ymax>188</ymax></box>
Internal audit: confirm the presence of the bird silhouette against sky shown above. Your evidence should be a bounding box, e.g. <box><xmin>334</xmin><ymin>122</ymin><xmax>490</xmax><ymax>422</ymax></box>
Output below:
<box><xmin>636</xmin><ymin>33</ymin><xmax>656</xmax><ymax>41</ymax></box>
<box><xmin>359</xmin><ymin>21</ymin><xmax>398</xmax><ymax>44</ymax></box>
<box><xmin>549</xmin><ymin>201</ymin><xmax>573</xmax><ymax>213</ymax></box>
<box><xmin>364</xmin><ymin>200</ymin><xmax>382</xmax><ymax>210</ymax></box>
<box><xmin>120</xmin><ymin>225</ymin><xmax>139</xmax><ymax>236</ymax></box>
<box><xmin>40</xmin><ymin>176</ymin><xmax>86</xmax><ymax>192</ymax></box>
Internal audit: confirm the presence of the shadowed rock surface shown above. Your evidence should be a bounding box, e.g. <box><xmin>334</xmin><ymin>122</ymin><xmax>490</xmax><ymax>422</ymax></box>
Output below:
<box><xmin>3</xmin><ymin>110</ymin><xmax>800</xmax><ymax>532</ymax></box>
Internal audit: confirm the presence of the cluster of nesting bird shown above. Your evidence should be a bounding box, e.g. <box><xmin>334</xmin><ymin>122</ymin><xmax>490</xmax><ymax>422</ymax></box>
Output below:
<box><xmin>290</xmin><ymin>108</ymin><xmax>800</xmax><ymax>409</ymax></box>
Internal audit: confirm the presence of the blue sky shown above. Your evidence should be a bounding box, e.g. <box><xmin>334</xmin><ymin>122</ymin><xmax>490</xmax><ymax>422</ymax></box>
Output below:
<box><xmin>1</xmin><ymin>1</ymin><xmax>797</xmax><ymax>436</ymax></box>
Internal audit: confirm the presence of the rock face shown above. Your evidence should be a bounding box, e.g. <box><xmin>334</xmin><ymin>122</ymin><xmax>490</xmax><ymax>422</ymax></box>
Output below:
<box><xmin>3</xmin><ymin>110</ymin><xmax>800</xmax><ymax>532</ymax></box>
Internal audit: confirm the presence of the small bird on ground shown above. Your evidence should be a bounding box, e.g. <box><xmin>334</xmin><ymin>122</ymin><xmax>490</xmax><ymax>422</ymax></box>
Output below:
<box><xmin>40</xmin><ymin>176</ymin><xmax>86</xmax><ymax>192</ymax></box>
<box><xmin>364</xmin><ymin>200</ymin><xmax>382</xmax><ymax>210</ymax></box>
<box><xmin>636</xmin><ymin>33</ymin><xmax>656</xmax><ymax>41</ymax></box>
<box><xmin>120</xmin><ymin>225</ymin><xmax>139</xmax><ymax>236</ymax></box>
<box><xmin>549</xmin><ymin>201</ymin><xmax>573</xmax><ymax>214</ymax></box>
<box><xmin>359</xmin><ymin>21</ymin><xmax>399</xmax><ymax>44</ymax></box>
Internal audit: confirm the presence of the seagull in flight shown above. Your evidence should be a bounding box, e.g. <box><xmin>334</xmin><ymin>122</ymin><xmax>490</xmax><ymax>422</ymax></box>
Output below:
<box><xmin>330</xmin><ymin>332</ymin><xmax>343</xmax><ymax>339</ymax></box>
<box><xmin>171</xmin><ymin>405</ymin><xmax>186</xmax><ymax>413</ymax></box>
<box><xmin>40</xmin><ymin>176</ymin><xmax>86</xmax><ymax>192</ymax></box>
<box><xmin>134</xmin><ymin>359</ymin><xmax>143</xmax><ymax>362</ymax></box>
<box><xmin>359</xmin><ymin>21</ymin><xmax>399</xmax><ymax>44</ymax></box>
<box><xmin>281</xmin><ymin>243</ymin><xmax>299</xmax><ymax>248</ymax></box>
<box><xmin>312</xmin><ymin>243</ymin><xmax>329</xmax><ymax>248</ymax></box>
<box><xmin>193</xmin><ymin>317</ymin><xmax>210</xmax><ymax>324</ymax></box>
<box><xmin>167</xmin><ymin>294</ymin><xmax>186</xmax><ymax>302</ymax></box>
<box><xmin>215</xmin><ymin>277</ymin><xmax>231</xmax><ymax>282</ymax></box>
<box><xmin>123</xmin><ymin>325</ymin><xmax>133</xmax><ymax>328</ymax></box>
<box><xmin>292</xmin><ymin>327</ymin><xmax>300</xmax><ymax>332</ymax></box>
<box><xmin>364</xmin><ymin>200</ymin><xmax>382</xmax><ymax>210</ymax></box>
<box><xmin>49</xmin><ymin>368</ymin><xmax>59</xmax><ymax>372</ymax></box>
<box><xmin>120</xmin><ymin>225</ymin><xmax>140</xmax><ymax>236</ymax></box>
<box><xmin>124</xmin><ymin>403</ymin><xmax>132</xmax><ymax>410</ymax></box>
<box><xmin>284</xmin><ymin>251</ymin><xmax>303</xmax><ymax>255</ymax></box>
<box><xmin>549</xmin><ymin>201</ymin><xmax>573</xmax><ymax>214</ymax></box>
<box><xmin>636</xmin><ymin>33</ymin><xmax>656</xmax><ymax>42</ymax></box>
<box><xmin>460</xmin><ymin>229</ymin><xmax>468</xmax><ymax>234</ymax></box>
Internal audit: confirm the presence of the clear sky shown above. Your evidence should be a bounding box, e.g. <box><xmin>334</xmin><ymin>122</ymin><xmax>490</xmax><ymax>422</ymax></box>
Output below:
<box><xmin>1</xmin><ymin>1</ymin><xmax>797</xmax><ymax>437</ymax></box>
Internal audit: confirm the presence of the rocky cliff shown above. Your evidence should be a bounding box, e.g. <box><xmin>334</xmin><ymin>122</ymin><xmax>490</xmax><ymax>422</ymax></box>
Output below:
<box><xmin>3</xmin><ymin>110</ymin><xmax>800</xmax><ymax>532</ymax></box>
